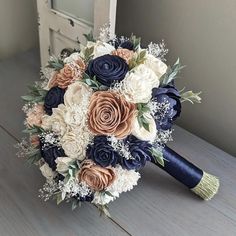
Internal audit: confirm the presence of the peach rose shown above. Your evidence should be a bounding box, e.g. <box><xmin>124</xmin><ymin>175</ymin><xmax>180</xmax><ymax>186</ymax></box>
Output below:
<box><xmin>112</xmin><ymin>48</ymin><xmax>134</xmax><ymax>64</ymax></box>
<box><xmin>49</xmin><ymin>58</ymin><xmax>86</xmax><ymax>89</ymax></box>
<box><xmin>88</xmin><ymin>91</ymin><xmax>136</xmax><ymax>139</ymax></box>
<box><xmin>26</xmin><ymin>104</ymin><xmax>45</xmax><ymax>127</ymax></box>
<box><xmin>78</xmin><ymin>160</ymin><xmax>115</xmax><ymax>191</ymax></box>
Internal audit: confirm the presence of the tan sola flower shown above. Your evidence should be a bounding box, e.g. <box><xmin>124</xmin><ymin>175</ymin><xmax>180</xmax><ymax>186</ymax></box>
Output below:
<box><xmin>26</xmin><ymin>104</ymin><xmax>45</xmax><ymax>127</ymax></box>
<box><xmin>78</xmin><ymin>160</ymin><xmax>115</xmax><ymax>191</ymax></box>
<box><xmin>49</xmin><ymin>58</ymin><xmax>86</xmax><ymax>89</ymax></box>
<box><xmin>88</xmin><ymin>91</ymin><xmax>136</xmax><ymax>139</ymax></box>
<box><xmin>112</xmin><ymin>48</ymin><xmax>134</xmax><ymax>64</ymax></box>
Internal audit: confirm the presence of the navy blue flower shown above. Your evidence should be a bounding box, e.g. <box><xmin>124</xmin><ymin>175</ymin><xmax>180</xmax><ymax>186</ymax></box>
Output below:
<box><xmin>120</xmin><ymin>41</ymin><xmax>134</xmax><ymax>50</ymax></box>
<box><xmin>120</xmin><ymin>135</ymin><xmax>152</xmax><ymax>170</ymax></box>
<box><xmin>77</xmin><ymin>193</ymin><xmax>94</xmax><ymax>202</ymax></box>
<box><xmin>44</xmin><ymin>86</ymin><xmax>65</xmax><ymax>115</ymax></box>
<box><xmin>111</xmin><ymin>39</ymin><xmax>134</xmax><ymax>51</ymax></box>
<box><xmin>86</xmin><ymin>54</ymin><xmax>129</xmax><ymax>87</ymax></box>
<box><xmin>41</xmin><ymin>145</ymin><xmax>65</xmax><ymax>171</ymax></box>
<box><xmin>152</xmin><ymin>85</ymin><xmax>181</xmax><ymax>130</ymax></box>
<box><xmin>87</xmin><ymin>136</ymin><xmax>119</xmax><ymax>167</ymax></box>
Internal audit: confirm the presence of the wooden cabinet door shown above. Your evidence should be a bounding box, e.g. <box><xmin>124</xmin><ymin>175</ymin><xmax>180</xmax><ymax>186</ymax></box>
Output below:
<box><xmin>37</xmin><ymin>0</ymin><xmax>117</xmax><ymax>67</ymax></box>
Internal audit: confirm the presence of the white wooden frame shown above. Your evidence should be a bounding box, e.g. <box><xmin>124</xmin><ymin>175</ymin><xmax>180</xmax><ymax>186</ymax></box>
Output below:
<box><xmin>37</xmin><ymin>0</ymin><xmax>117</xmax><ymax>67</ymax></box>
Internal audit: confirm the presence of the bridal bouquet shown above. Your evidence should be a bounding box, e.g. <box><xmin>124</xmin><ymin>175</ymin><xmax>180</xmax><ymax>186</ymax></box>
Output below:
<box><xmin>18</xmin><ymin>29</ymin><xmax>219</xmax><ymax>215</ymax></box>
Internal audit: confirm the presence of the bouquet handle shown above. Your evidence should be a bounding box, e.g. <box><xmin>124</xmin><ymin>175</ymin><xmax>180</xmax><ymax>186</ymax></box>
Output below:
<box><xmin>151</xmin><ymin>146</ymin><xmax>219</xmax><ymax>200</ymax></box>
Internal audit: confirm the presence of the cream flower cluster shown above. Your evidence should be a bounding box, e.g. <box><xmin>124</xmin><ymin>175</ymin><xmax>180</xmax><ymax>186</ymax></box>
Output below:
<box><xmin>41</xmin><ymin>82</ymin><xmax>93</xmax><ymax>161</ymax></box>
<box><xmin>119</xmin><ymin>58</ymin><xmax>167</xmax><ymax>104</ymax></box>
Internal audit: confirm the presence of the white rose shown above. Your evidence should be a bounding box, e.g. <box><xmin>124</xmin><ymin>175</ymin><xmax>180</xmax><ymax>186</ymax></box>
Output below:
<box><xmin>40</xmin><ymin>163</ymin><xmax>55</xmax><ymax>181</ymax></box>
<box><xmin>41</xmin><ymin>104</ymin><xmax>68</xmax><ymax>136</ymax></box>
<box><xmin>61</xmin><ymin>130</ymin><xmax>91</xmax><ymax>160</ymax></box>
<box><xmin>55</xmin><ymin>157</ymin><xmax>75</xmax><ymax>174</ymax></box>
<box><xmin>63</xmin><ymin>52</ymin><xmax>80</xmax><ymax>64</ymax></box>
<box><xmin>120</xmin><ymin>64</ymin><xmax>158</xmax><ymax>103</ymax></box>
<box><xmin>132</xmin><ymin>113</ymin><xmax>157</xmax><ymax>142</ymax></box>
<box><xmin>80</xmin><ymin>41</ymin><xmax>115</xmax><ymax>59</ymax></box>
<box><xmin>144</xmin><ymin>54</ymin><xmax>167</xmax><ymax>79</ymax></box>
<box><xmin>64</xmin><ymin>81</ymin><xmax>92</xmax><ymax>107</ymax></box>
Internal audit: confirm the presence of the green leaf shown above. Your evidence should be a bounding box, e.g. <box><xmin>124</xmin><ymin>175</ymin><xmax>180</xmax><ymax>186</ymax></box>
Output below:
<box><xmin>23</xmin><ymin>125</ymin><xmax>45</xmax><ymax>135</ymax></box>
<box><xmin>46</xmin><ymin>57</ymin><xmax>64</xmax><ymax>71</ymax></box>
<box><xmin>71</xmin><ymin>199</ymin><xmax>81</xmax><ymax>211</ymax></box>
<box><xmin>142</xmin><ymin>121</ymin><xmax>150</xmax><ymax>132</ymax></box>
<box><xmin>21</xmin><ymin>95</ymin><xmax>35</xmax><ymax>101</ymax></box>
<box><xmin>26</xmin><ymin>148</ymin><xmax>41</xmax><ymax>165</ymax></box>
<box><xmin>56</xmin><ymin>193</ymin><xmax>64</xmax><ymax>205</ymax></box>
<box><xmin>160</xmin><ymin>58</ymin><xmax>185</xmax><ymax>86</ymax></box>
<box><xmin>22</xmin><ymin>84</ymin><xmax>48</xmax><ymax>103</ymax></box>
<box><xmin>83</xmin><ymin>46</ymin><xmax>94</xmax><ymax>62</ymax></box>
<box><xmin>85</xmin><ymin>78</ymin><xmax>92</xmax><ymax>86</ymax></box>
<box><xmin>96</xmin><ymin>204</ymin><xmax>111</xmax><ymax>218</ymax></box>
<box><xmin>104</xmin><ymin>191</ymin><xmax>114</xmax><ymax>197</ymax></box>
<box><xmin>129</xmin><ymin>50</ymin><xmax>147</xmax><ymax>69</ymax></box>
<box><xmin>82</xmin><ymin>73</ymin><xmax>108</xmax><ymax>91</ymax></box>
<box><xmin>38</xmin><ymin>89</ymin><xmax>47</xmax><ymax>97</ymax></box>
<box><xmin>180</xmin><ymin>90</ymin><xmax>202</xmax><ymax>104</ymax></box>
<box><xmin>83</xmin><ymin>31</ymin><xmax>95</xmax><ymax>42</ymax></box>
<box><xmin>136</xmin><ymin>103</ymin><xmax>151</xmax><ymax>132</ymax></box>
<box><xmin>130</xmin><ymin>34</ymin><xmax>141</xmax><ymax>50</ymax></box>
<box><xmin>151</xmin><ymin>148</ymin><xmax>165</xmax><ymax>167</ymax></box>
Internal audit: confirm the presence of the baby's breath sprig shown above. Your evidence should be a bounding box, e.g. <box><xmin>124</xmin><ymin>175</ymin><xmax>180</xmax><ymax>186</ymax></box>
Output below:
<box><xmin>148</xmin><ymin>40</ymin><xmax>169</xmax><ymax>61</ymax></box>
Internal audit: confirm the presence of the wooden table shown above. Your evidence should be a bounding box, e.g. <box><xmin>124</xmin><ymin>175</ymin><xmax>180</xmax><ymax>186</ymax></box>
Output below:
<box><xmin>0</xmin><ymin>50</ymin><xmax>235</xmax><ymax>236</ymax></box>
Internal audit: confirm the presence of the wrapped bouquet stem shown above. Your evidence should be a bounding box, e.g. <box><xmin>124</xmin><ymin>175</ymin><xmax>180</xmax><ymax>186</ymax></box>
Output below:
<box><xmin>17</xmin><ymin>26</ymin><xmax>220</xmax><ymax>216</ymax></box>
<box><xmin>151</xmin><ymin>146</ymin><xmax>219</xmax><ymax>200</ymax></box>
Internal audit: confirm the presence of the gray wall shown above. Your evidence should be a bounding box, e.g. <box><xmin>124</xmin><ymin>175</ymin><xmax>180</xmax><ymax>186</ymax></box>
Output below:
<box><xmin>0</xmin><ymin>0</ymin><xmax>38</xmax><ymax>60</ymax></box>
<box><xmin>116</xmin><ymin>0</ymin><xmax>236</xmax><ymax>156</ymax></box>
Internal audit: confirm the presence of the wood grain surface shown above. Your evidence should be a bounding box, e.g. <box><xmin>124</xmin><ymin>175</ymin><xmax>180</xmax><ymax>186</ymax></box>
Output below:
<box><xmin>0</xmin><ymin>50</ymin><xmax>235</xmax><ymax>236</ymax></box>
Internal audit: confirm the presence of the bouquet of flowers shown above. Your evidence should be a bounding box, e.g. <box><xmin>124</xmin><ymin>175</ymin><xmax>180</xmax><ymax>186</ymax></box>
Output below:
<box><xmin>17</xmin><ymin>29</ymin><xmax>219</xmax><ymax>215</ymax></box>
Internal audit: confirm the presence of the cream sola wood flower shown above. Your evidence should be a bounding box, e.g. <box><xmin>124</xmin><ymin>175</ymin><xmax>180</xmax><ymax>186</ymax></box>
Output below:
<box><xmin>40</xmin><ymin>163</ymin><xmax>56</xmax><ymax>181</ymax></box>
<box><xmin>131</xmin><ymin>112</ymin><xmax>157</xmax><ymax>142</ymax></box>
<box><xmin>144</xmin><ymin>53</ymin><xmax>167</xmax><ymax>78</ymax></box>
<box><xmin>55</xmin><ymin>157</ymin><xmax>76</xmax><ymax>175</ymax></box>
<box><xmin>79</xmin><ymin>41</ymin><xmax>115</xmax><ymax>59</ymax></box>
<box><xmin>117</xmin><ymin>64</ymin><xmax>160</xmax><ymax>104</ymax></box>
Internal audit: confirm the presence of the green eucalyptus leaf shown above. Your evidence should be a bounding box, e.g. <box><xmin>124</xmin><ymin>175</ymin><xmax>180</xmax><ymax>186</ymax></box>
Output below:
<box><xmin>104</xmin><ymin>191</ymin><xmax>114</xmax><ymax>197</ymax></box>
<box><xmin>160</xmin><ymin>58</ymin><xmax>185</xmax><ymax>86</ymax></box>
<box><xmin>47</xmin><ymin>58</ymin><xmax>64</xmax><ymax>71</ymax></box>
<box><xmin>21</xmin><ymin>95</ymin><xmax>35</xmax><ymax>101</ymax></box>
<box><xmin>56</xmin><ymin>193</ymin><xmax>63</xmax><ymax>205</ymax></box>
<box><xmin>151</xmin><ymin>148</ymin><xmax>165</xmax><ymax>167</ymax></box>
<box><xmin>71</xmin><ymin>199</ymin><xmax>80</xmax><ymax>211</ymax></box>
<box><xmin>142</xmin><ymin>121</ymin><xmax>150</xmax><ymax>132</ymax></box>
<box><xmin>83</xmin><ymin>31</ymin><xmax>95</xmax><ymax>42</ymax></box>
<box><xmin>180</xmin><ymin>90</ymin><xmax>202</xmax><ymax>104</ymax></box>
<box><xmin>130</xmin><ymin>34</ymin><xmax>141</xmax><ymax>50</ymax></box>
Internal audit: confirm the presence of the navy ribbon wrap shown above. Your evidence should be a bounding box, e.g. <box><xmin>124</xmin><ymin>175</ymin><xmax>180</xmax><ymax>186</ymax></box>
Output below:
<box><xmin>152</xmin><ymin>146</ymin><xmax>203</xmax><ymax>189</ymax></box>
